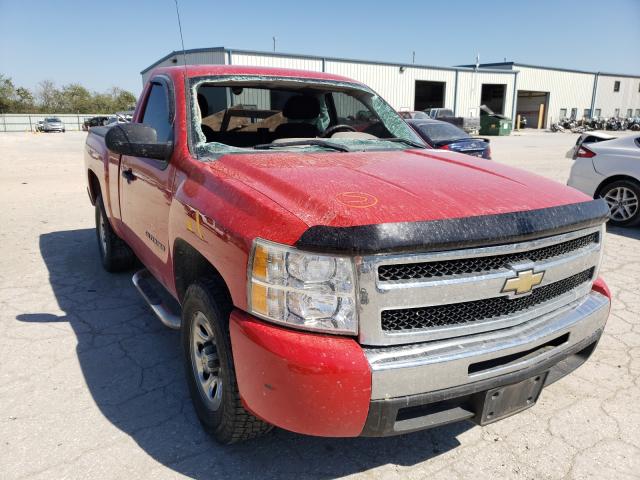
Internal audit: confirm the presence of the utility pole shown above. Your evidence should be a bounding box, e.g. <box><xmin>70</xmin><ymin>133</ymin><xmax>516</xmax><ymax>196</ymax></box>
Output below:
<box><xmin>272</xmin><ymin>36</ymin><xmax>276</xmax><ymax>52</ymax></box>
<box><xmin>412</xmin><ymin>51</ymin><xmax>415</xmax><ymax>64</ymax></box>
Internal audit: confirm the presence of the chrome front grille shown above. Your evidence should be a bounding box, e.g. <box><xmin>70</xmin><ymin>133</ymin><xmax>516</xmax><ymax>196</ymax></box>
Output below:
<box><xmin>381</xmin><ymin>268</ymin><xmax>595</xmax><ymax>332</ymax></box>
<box><xmin>356</xmin><ymin>225</ymin><xmax>604</xmax><ymax>346</ymax></box>
<box><xmin>377</xmin><ymin>232</ymin><xmax>599</xmax><ymax>281</ymax></box>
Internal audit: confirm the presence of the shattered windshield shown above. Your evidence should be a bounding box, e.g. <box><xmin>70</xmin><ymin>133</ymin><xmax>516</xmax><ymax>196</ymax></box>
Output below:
<box><xmin>189</xmin><ymin>76</ymin><xmax>424</xmax><ymax>160</ymax></box>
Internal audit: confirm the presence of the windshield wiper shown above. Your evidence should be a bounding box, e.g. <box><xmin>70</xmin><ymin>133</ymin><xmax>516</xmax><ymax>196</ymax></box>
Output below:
<box><xmin>254</xmin><ymin>140</ymin><xmax>350</xmax><ymax>152</ymax></box>
<box><xmin>378</xmin><ymin>138</ymin><xmax>427</xmax><ymax>149</ymax></box>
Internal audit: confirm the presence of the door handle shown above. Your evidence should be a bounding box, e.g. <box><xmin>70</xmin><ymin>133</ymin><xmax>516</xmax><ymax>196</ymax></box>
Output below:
<box><xmin>122</xmin><ymin>168</ymin><xmax>136</xmax><ymax>183</ymax></box>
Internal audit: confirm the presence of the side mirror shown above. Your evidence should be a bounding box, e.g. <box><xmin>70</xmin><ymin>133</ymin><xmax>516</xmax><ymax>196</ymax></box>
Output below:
<box><xmin>105</xmin><ymin>123</ymin><xmax>173</xmax><ymax>161</ymax></box>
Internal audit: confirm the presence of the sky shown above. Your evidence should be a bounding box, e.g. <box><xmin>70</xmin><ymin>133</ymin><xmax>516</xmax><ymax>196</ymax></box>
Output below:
<box><xmin>1</xmin><ymin>0</ymin><xmax>639</xmax><ymax>97</ymax></box>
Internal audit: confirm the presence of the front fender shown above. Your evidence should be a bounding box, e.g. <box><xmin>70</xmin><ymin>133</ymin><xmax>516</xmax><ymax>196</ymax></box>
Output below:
<box><xmin>168</xmin><ymin>163</ymin><xmax>308</xmax><ymax>308</ymax></box>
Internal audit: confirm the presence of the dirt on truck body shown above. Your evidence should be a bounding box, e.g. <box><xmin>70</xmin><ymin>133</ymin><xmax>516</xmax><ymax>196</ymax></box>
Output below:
<box><xmin>85</xmin><ymin>64</ymin><xmax>610</xmax><ymax>444</ymax></box>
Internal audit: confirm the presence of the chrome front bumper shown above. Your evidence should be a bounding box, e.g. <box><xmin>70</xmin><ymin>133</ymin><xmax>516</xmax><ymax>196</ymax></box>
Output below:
<box><xmin>365</xmin><ymin>291</ymin><xmax>610</xmax><ymax>400</ymax></box>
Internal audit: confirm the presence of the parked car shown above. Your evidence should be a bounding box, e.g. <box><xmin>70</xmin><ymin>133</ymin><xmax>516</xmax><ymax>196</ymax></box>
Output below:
<box><xmin>568</xmin><ymin>135</ymin><xmax>640</xmax><ymax>226</ymax></box>
<box><xmin>116</xmin><ymin>110</ymin><xmax>134</xmax><ymax>122</ymax></box>
<box><xmin>565</xmin><ymin>131</ymin><xmax>616</xmax><ymax>159</ymax></box>
<box><xmin>86</xmin><ymin>64</ymin><xmax>610</xmax><ymax>444</ymax></box>
<box><xmin>83</xmin><ymin>116</ymin><xmax>110</xmax><ymax>131</ymax></box>
<box><xmin>398</xmin><ymin>110</ymin><xmax>430</xmax><ymax>120</ymax></box>
<box><xmin>406</xmin><ymin>118</ymin><xmax>491</xmax><ymax>159</ymax></box>
<box><xmin>42</xmin><ymin>117</ymin><xmax>65</xmax><ymax>132</ymax></box>
<box><xmin>105</xmin><ymin>112</ymin><xmax>133</xmax><ymax>126</ymax></box>
<box><xmin>427</xmin><ymin>107</ymin><xmax>480</xmax><ymax>135</ymax></box>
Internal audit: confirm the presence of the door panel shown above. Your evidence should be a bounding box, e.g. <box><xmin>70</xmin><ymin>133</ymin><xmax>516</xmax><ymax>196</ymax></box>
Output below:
<box><xmin>118</xmin><ymin>79</ymin><xmax>176</xmax><ymax>284</ymax></box>
<box><xmin>120</xmin><ymin>156</ymin><xmax>174</xmax><ymax>278</ymax></box>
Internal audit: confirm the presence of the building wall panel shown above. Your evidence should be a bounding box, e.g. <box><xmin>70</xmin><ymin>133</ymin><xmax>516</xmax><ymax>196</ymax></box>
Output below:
<box><xmin>324</xmin><ymin>61</ymin><xmax>456</xmax><ymax>111</ymax></box>
<box><xmin>594</xmin><ymin>75</ymin><xmax>640</xmax><ymax>117</ymax></box>
<box><xmin>515</xmin><ymin>66</ymin><xmax>595</xmax><ymax>122</ymax></box>
<box><xmin>230</xmin><ymin>53</ymin><xmax>323</xmax><ymax>72</ymax></box>
<box><xmin>232</xmin><ymin>88</ymin><xmax>271</xmax><ymax>110</ymax></box>
<box><xmin>456</xmin><ymin>71</ymin><xmax>515</xmax><ymax>119</ymax></box>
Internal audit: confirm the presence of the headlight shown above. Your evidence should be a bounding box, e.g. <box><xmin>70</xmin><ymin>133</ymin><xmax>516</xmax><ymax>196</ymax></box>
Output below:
<box><xmin>248</xmin><ymin>239</ymin><xmax>357</xmax><ymax>334</ymax></box>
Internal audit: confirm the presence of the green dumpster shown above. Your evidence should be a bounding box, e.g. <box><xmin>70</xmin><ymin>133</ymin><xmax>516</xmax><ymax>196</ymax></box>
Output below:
<box><xmin>479</xmin><ymin>105</ymin><xmax>513</xmax><ymax>136</ymax></box>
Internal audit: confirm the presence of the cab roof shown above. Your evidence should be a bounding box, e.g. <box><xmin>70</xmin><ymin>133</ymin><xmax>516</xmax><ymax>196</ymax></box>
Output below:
<box><xmin>149</xmin><ymin>65</ymin><xmax>361</xmax><ymax>86</ymax></box>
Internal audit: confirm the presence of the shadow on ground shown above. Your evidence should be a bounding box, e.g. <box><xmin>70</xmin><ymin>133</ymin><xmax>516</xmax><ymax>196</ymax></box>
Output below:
<box><xmin>607</xmin><ymin>224</ymin><xmax>640</xmax><ymax>241</ymax></box>
<box><xmin>17</xmin><ymin>229</ymin><xmax>469</xmax><ymax>479</ymax></box>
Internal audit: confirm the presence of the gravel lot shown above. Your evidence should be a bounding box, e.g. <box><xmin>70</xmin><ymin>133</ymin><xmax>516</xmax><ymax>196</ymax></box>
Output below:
<box><xmin>1</xmin><ymin>131</ymin><xmax>638</xmax><ymax>480</ymax></box>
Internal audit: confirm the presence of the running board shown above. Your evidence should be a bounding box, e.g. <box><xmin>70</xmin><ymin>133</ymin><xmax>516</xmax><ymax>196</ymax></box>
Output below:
<box><xmin>132</xmin><ymin>269</ymin><xmax>181</xmax><ymax>329</ymax></box>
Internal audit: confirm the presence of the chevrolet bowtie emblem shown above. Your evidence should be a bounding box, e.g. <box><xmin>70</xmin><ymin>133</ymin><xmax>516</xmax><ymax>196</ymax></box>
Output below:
<box><xmin>502</xmin><ymin>269</ymin><xmax>545</xmax><ymax>295</ymax></box>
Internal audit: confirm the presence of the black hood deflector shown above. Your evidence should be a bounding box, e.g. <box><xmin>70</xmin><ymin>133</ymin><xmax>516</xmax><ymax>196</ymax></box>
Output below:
<box><xmin>294</xmin><ymin>199</ymin><xmax>609</xmax><ymax>254</ymax></box>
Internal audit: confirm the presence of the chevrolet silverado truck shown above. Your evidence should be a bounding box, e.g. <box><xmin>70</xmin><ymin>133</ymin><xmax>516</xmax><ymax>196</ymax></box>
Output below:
<box><xmin>85</xmin><ymin>65</ymin><xmax>611</xmax><ymax>444</ymax></box>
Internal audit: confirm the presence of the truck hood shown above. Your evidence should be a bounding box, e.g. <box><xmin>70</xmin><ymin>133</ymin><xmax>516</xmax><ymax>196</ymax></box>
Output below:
<box><xmin>213</xmin><ymin>148</ymin><xmax>590</xmax><ymax>228</ymax></box>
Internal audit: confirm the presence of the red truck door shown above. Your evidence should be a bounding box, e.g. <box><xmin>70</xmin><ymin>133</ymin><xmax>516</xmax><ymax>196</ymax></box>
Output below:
<box><xmin>118</xmin><ymin>78</ymin><xmax>176</xmax><ymax>284</ymax></box>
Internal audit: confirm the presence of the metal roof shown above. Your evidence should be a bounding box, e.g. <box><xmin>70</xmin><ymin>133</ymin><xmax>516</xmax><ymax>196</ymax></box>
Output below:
<box><xmin>140</xmin><ymin>47</ymin><xmax>518</xmax><ymax>76</ymax></box>
<box><xmin>458</xmin><ymin>62</ymin><xmax>640</xmax><ymax>79</ymax></box>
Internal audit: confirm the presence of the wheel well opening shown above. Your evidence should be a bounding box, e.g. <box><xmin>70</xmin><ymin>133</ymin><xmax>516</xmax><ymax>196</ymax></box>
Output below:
<box><xmin>173</xmin><ymin>238</ymin><xmax>232</xmax><ymax>306</ymax></box>
<box><xmin>595</xmin><ymin>175</ymin><xmax>640</xmax><ymax>197</ymax></box>
<box><xmin>87</xmin><ymin>170</ymin><xmax>101</xmax><ymax>205</ymax></box>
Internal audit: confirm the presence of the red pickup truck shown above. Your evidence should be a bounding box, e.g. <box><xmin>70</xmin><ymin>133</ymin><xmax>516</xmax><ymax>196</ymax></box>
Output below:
<box><xmin>85</xmin><ymin>65</ymin><xmax>611</xmax><ymax>444</ymax></box>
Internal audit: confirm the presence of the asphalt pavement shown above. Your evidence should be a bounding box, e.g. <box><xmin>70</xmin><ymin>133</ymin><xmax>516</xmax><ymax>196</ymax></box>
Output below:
<box><xmin>0</xmin><ymin>131</ymin><xmax>638</xmax><ymax>479</ymax></box>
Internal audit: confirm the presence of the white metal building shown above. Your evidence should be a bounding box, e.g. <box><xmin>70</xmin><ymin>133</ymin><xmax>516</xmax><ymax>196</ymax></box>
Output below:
<box><xmin>470</xmin><ymin>62</ymin><xmax>640</xmax><ymax>127</ymax></box>
<box><xmin>141</xmin><ymin>48</ymin><xmax>640</xmax><ymax>128</ymax></box>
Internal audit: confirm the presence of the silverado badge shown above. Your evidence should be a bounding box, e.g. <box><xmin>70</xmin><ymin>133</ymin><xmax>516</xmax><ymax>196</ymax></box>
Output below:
<box><xmin>502</xmin><ymin>269</ymin><xmax>545</xmax><ymax>295</ymax></box>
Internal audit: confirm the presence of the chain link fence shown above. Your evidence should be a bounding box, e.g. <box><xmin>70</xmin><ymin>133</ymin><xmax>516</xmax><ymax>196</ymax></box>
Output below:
<box><xmin>0</xmin><ymin>114</ymin><xmax>110</xmax><ymax>132</ymax></box>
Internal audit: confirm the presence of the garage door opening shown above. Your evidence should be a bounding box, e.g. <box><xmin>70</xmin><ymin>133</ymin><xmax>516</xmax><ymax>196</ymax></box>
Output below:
<box><xmin>481</xmin><ymin>84</ymin><xmax>506</xmax><ymax>114</ymax></box>
<box><xmin>516</xmin><ymin>90</ymin><xmax>549</xmax><ymax>129</ymax></box>
<box><xmin>414</xmin><ymin>81</ymin><xmax>445</xmax><ymax>111</ymax></box>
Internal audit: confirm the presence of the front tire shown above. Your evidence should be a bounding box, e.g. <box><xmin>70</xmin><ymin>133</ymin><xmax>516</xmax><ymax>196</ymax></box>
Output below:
<box><xmin>599</xmin><ymin>179</ymin><xmax>640</xmax><ymax>227</ymax></box>
<box><xmin>95</xmin><ymin>194</ymin><xmax>135</xmax><ymax>271</ymax></box>
<box><xmin>182</xmin><ymin>280</ymin><xmax>271</xmax><ymax>444</ymax></box>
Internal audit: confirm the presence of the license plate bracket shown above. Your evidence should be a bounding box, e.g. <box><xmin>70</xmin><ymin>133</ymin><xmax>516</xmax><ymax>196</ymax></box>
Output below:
<box><xmin>478</xmin><ymin>373</ymin><xmax>547</xmax><ymax>425</ymax></box>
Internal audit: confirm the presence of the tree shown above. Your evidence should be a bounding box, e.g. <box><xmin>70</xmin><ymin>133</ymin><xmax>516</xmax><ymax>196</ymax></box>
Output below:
<box><xmin>0</xmin><ymin>74</ymin><xmax>16</xmax><ymax>113</ymax></box>
<box><xmin>110</xmin><ymin>87</ymin><xmax>137</xmax><ymax>111</ymax></box>
<box><xmin>0</xmin><ymin>74</ymin><xmax>137</xmax><ymax>113</ymax></box>
<box><xmin>58</xmin><ymin>83</ymin><xmax>92</xmax><ymax>113</ymax></box>
<box><xmin>37</xmin><ymin>80</ymin><xmax>58</xmax><ymax>112</ymax></box>
<box><xmin>14</xmin><ymin>87</ymin><xmax>35</xmax><ymax>112</ymax></box>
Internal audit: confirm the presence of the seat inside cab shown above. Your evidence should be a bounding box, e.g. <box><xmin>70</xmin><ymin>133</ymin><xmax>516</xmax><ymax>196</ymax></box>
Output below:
<box><xmin>194</xmin><ymin>82</ymin><xmax>392</xmax><ymax>148</ymax></box>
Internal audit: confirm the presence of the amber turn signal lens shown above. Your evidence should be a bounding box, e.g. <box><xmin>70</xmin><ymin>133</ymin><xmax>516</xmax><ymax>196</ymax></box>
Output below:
<box><xmin>251</xmin><ymin>282</ymin><xmax>267</xmax><ymax>315</ymax></box>
<box><xmin>252</xmin><ymin>244</ymin><xmax>268</xmax><ymax>281</ymax></box>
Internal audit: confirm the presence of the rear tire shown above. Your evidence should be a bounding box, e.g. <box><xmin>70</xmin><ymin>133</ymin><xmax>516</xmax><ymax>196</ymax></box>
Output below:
<box><xmin>95</xmin><ymin>194</ymin><xmax>135</xmax><ymax>271</ymax></box>
<box><xmin>598</xmin><ymin>179</ymin><xmax>640</xmax><ymax>227</ymax></box>
<box><xmin>181</xmin><ymin>280</ymin><xmax>272</xmax><ymax>444</ymax></box>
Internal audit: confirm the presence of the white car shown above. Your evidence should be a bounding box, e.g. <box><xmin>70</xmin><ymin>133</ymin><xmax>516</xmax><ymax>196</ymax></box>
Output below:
<box><xmin>565</xmin><ymin>132</ymin><xmax>616</xmax><ymax>159</ymax></box>
<box><xmin>42</xmin><ymin>117</ymin><xmax>65</xmax><ymax>133</ymax></box>
<box><xmin>567</xmin><ymin>134</ymin><xmax>640</xmax><ymax>227</ymax></box>
<box><xmin>105</xmin><ymin>115</ymin><xmax>129</xmax><ymax>126</ymax></box>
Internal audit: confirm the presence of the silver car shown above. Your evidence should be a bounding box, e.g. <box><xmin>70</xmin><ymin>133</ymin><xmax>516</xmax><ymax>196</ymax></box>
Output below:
<box><xmin>43</xmin><ymin>117</ymin><xmax>65</xmax><ymax>133</ymax></box>
<box><xmin>567</xmin><ymin>134</ymin><xmax>640</xmax><ymax>227</ymax></box>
